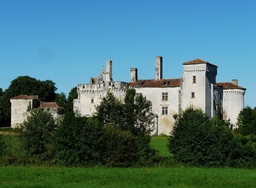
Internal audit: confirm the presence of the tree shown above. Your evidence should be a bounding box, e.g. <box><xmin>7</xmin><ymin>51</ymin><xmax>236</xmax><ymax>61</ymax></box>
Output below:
<box><xmin>22</xmin><ymin>108</ymin><xmax>57</xmax><ymax>160</ymax></box>
<box><xmin>95</xmin><ymin>91</ymin><xmax>124</xmax><ymax>126</ymax></box>
<box><xmin>55</xmin><ymin>92</ymin><xmax>67</xmax><ymax>114</ymax></box>
<box><xmin>65</xmin><ymin>87</ymin><xmax>78</xmax><ymax>114</ymax></box>
<box><xmin>235</xmin><ymin>106</ymin><xmax>256</xmax><ymax>135</ymax></box>
<box><xmin>168</xmin><ymin>107</ymin><xmax>233</xmax><ymax>166</ymax></box>
<box><xmin>0</xmin><ymin>88</ymin><xmax>2</xmax><ymax>99</ymax></box>
<box><xmin>0</xmin><ymin>76</ymin><xmax>57</xmax><ymax>126</ymax></box>
<box><xmin>95</xmin><ymin>89</ymin><xmax>157</xmax><ymax>164</ymax></box>
<box><xmin>55</xmin><ymin>114</ymin><xmax>104</xmax><ymax>166</ymax></box>
<box><xmin>102</xmin><ymin>125</ymin><xmax>138</xmax><ymax>167</ymax></box>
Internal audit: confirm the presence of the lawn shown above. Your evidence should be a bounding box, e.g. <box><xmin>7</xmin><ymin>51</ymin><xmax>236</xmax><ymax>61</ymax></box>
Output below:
<box><xmin>151</xmin><ymin>135</ymin><xmax>171</xmax><ymax>157</ymax></box>
<box><xmin>1</xmin><ymin>135</ymin><xmax>256</xmax><ymax>187</ymax></box>
<box><xmin>1</xmin><ymin>166</ymin><xmax>256</xmax><ymax>188</ymax></box>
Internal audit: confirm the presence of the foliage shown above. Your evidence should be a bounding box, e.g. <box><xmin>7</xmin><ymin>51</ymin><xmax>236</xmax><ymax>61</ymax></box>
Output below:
<box><xmin>95</xmin><ymin>91</ymin><xmax>124</xmax><ymax>126</ymax></box>
<box><xmin>227</xmin><ymin>134</ymin><xmax>256</xmax><ymax>168</ymax></box>
<box><xmin>21</xmin><ymin>108</ymin><xmax>57</xmax><ymax>160</ymax></box>
<box><xmin>168</xmin><ymin>107</ymin><xmax>234</xmax><ymax>166</ymax></box>
<box><xmin>95</xmin><ymin>89</ymin><xmax>157</xmax><ymax>164</ymax></box>
<box><xmin>55</xmin><ymin>92</ymin><xmax>67</xmax><ymax>108</ymax></box>
<box><xmin>65</xmin><ymin>87</ymin><xmax>78</xmax><ymax>114</ymax></box>
<box><xmin>102</xmin><ymin>125</ymin><xmax>138</xmax><ymax>167</ymax></box>
<box><xmin>55</xmin><ymin>113</ymin><xmax>104</xmax><ymax>166</ymax></box>
<box><xmin>0</xmin><ymin>135</ymin><xmax>5</xmax><ymax>157</ymax></box>
<box><xmin>0</xmin><ymin>76</ymin><xmax>57</xmax><ymax>127</ymax></box>
<box><xmin>235</xmin><ymin>106</ymin><xmax>256</xmax><ymax>135</ymax></box>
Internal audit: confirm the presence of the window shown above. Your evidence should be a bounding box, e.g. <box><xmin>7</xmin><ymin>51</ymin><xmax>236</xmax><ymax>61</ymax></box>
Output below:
<box><xmin>193</xmin><ymin>76</ymin><xmax>196</xmax><ymax>83</ymax></box>
<box><xmin>91</xmin><ymin>99</ymin><xmax>94</xmax><ymax>103</ymax></box>
<box><xmin>162</xmin><ymin>107</ymin><xmax>168</xmax><ymax>115</ymax></box>
<box><xmin>191</xmin><ymin>92</ymin><xmax>195</xmax><ymax>98</ymax></box>
<box><xmin>162</xmin><ymin>92</ymin><xmax>168</xmax><ymax>101</ymax></box>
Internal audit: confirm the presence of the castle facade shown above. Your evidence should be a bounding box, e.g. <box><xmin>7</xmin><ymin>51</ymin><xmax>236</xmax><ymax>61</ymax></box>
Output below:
<box><xmin>74</xmin><ymin>57</ymin><xmax>246</xmax><ymax>135</ymax></box>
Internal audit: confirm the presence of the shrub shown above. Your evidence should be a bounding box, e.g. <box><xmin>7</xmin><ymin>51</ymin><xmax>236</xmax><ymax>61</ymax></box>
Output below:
<box><xmin>0</xmin><ymin>135</ymin><xmax>5</xmax><ymax>157</ymax></box>
<box><xmin>102</xmin><ymin>125</ymin><xmax>138</xmax><ymax>167</ymax></box>
<box><xmin>227</xmin><ymin>135</ymin><xmax>256</xmax><ymax>168</ymax></box>
<box><xmin>168</xmin><ymin>107</ymin><xmax>234</xmax><ymax>167</ymax></box>
<box><xmin>55</xmin><ymin>113</ymin><xmax>104</xmax><ymax>166</ymax></box>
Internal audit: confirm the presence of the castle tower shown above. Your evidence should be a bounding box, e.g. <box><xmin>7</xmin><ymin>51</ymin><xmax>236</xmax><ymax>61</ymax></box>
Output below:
<box><xmin>180</xmin><ymin>59</ymin><xmax>218</xmax><ymax>117</ymax></box>
<box><xmin>155</xmin><ymin>56</ymin><xmax>163</xmax><ymax>80</ymax></box>
<box><xmin>217</xmin><ymin>79</ymin><xmax>246</xmax><ymax>127</ymax></box>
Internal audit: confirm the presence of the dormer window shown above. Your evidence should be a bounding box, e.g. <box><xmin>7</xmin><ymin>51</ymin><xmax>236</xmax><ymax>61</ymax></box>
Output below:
<box><xmin>193</xmin><ymin>76</ymin><xmax>196</xmax><ymax>84</ymax></box>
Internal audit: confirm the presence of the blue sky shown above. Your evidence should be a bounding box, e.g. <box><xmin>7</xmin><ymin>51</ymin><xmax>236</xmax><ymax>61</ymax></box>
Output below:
<box><xmin>0</xmin><ymin>0</ymin><xmax>255</xmax><ymax>107</ymax></box>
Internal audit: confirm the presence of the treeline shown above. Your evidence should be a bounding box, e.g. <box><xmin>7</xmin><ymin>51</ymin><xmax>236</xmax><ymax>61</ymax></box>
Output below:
<box><xmin>0</xmin><ymin>76</ymin><xmax>77</xmax><ymax>126</ymax></box>
<box><xmin>0</xmin><ymin>90</ymin><xmax>157</xmax><ymax>167</ymax></box>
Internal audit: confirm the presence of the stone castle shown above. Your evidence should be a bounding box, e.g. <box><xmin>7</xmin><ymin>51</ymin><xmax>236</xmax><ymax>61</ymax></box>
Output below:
<box><xmin>74</xmin><ymin>56</ymin><xmax>246</xmax><ymax>135</ymax></box>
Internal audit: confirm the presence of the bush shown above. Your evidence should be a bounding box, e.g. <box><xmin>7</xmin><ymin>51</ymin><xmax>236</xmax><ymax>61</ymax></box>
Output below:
<box><xmin>168</xmin><ymin>107</ymin><xmax>234</xmax><ymax>167</ymax></box>
<box><xmin>0</xmin><ymin>135</ymin><xmax>5</xmax><ymax>157</ymax></box>
<box><xmin>227</xmin><ymin>135</ymin><xmax>256</xmax><ymax>168</ymax></box>
<box><xmin>102</xmin><ymin>125</ymin><xmax>139</xmax><ymax>167</ymax></box>
<box><xmin>55</xmin><ymin>113</ymin><xmax>104</xmax><ymax>166</ymax></box>
<box><xmin>21</xmin><ymin>109</ymin><xmax>57</xmax><ymax>161</ymax></box>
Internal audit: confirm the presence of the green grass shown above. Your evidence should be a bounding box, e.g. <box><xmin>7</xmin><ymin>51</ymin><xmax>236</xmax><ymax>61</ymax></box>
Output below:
<box><xmin>0</xmin><ymin>166</ymin><xmax>256</xmax><ymax>188</ymax></box>
<box><xmin>151</xmin><ymin>135</ymin><xmax>171</xmax><ymax>157</ymax></box>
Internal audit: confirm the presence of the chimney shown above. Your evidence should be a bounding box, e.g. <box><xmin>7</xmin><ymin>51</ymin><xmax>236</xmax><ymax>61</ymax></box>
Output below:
<box><xmin>106</xmin><ymin>60</ymin><xmax>112</xmax><ymax>82</ymax></box>
<box><xmin>155</xmin><ymin>56</ymin><xmax>163</xmax><ymax>80</ymax></box>
<box><xmin>232</xmin><ymin>79</ymin><xmax>238</xmax><ymax>86</ymax></box>
<box><xmin>130</xmin><ymin>68</ymin><xmax>138</xmax><ymax>82</ymax></box>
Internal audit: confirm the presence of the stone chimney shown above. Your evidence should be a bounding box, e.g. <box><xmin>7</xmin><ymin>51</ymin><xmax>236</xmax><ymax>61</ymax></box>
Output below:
<box><xmin>106</xmin><ymin>60</ymin><xmax>112</xmax><ymax>82</ymax></box>
<box><xmin>130</xmin><ymin>68</ymin><xmax>138</xmax><ymax>82</ymax></box>
<box><xmin>155</xmin><ymin>56</ymin><xmax>163</xmax><ymax>80</ymax></box>
<box><xmin>232</xmin><ymin>79</ymin><xmax>238</xmax><ymax>86</ymax></box>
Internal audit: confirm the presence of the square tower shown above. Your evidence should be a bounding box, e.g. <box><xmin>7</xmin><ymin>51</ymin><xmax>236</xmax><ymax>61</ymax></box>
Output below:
<box><xmin>180</xmin><ymin>59</ymin><xmax>218</xmax><ymax>117</ymax></box>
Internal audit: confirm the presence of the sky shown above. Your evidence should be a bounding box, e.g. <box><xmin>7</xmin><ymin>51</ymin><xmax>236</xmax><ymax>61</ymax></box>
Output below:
<box><xmin>0</xmin><ymin>0</ymin><xmax>255</xmax><ymax>107</ymax></box>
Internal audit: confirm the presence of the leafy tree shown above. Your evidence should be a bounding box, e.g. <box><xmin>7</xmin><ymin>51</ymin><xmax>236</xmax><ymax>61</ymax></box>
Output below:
<box><xmin>227</xmin><ymin>134</ymin><xmax>256</xmax><ymax>168</ymax></box>
<box><xmin>235</xmin><ymin>106</ymin><xmax>256</xmax><ymax>135</ymax></box>
<box><xmin>95</xmin><ymin>92</ymin><xmax>124</xmax><ymax>126</ymax></box>
<box><xmin>95</xmin><ymin>89</ymin><xmax>157</xmax><ymax>164</ymax></box>
<box><xmin>0</xmin><ymin>76</ymin><xmax>57</xmax><ymax>126</ymax></box>
<box><xmin>0</xmin><ymin>88</ymin><xmax>3</xmax><ymax>99</ymax></box>
<box><xmin>21</xmin><ymin>108</ymin><xmax>57</xmax><ymax>160</ymax></box>
<box><xmin>102</xmin><ymin>125</ymin><xmax>138</xmax><ymax>167</ymax></box>
<box><xmin>66</xmin><ymin>87</ymin><xmax>78</xmax><ymax>114</ymax></box>
<box><xmin>168</xmin><ymin>107</ymin><xmax>233</xmax><ymax>166</ymax></box>
<box><xmin>55</xmin><ymin>113</ymin><xmax>104</xmax><ymax>166</ymax></box>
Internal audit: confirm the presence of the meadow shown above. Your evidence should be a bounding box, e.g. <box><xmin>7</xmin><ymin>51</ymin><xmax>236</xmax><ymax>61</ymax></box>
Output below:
<box><xmin>1</xmin><ymin>136</ymin><xmax>256</xmax><ymax>188</ymax></box>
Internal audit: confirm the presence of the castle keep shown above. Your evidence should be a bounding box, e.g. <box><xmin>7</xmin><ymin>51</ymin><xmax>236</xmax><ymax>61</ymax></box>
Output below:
<box><xmin>74</xmin><ymin>57</ymin><xmax>246</xmax><ymax>135</ymax></box>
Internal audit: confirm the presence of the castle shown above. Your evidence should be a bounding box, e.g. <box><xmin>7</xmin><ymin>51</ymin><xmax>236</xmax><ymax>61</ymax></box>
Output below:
<box><xmin>74</xmin><ymin>56</ymin><xmax>246</xmax><ymax>135</ymax></box>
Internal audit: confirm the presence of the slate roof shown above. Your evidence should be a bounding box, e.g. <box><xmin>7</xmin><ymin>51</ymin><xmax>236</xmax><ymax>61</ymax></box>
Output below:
<box><xmin>40</xmin><ymin>102</ymin><xmax>61</xmax><ymax>108</ymax></box>
<box><xmin>216</xmin><ymin>82</ymin><xmax>246</xmax><ymax>90</ymax></box>
<box><xmin>129</xmin><ymin>79</ymin><xmax>181</xmax><ymax>88</ymax></box>
<box><xmin>11</xmin><ymin>95</ymin><xmax>38</xmax><ymax>100</ymax></box>
<box><xmin>183</xmin><ymin>58</ymin><xmax>217</xmax><ymax>67</ymax></box>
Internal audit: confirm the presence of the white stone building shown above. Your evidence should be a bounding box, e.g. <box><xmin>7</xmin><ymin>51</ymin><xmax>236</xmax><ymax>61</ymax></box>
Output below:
<box><xmin>74</xmin><ymin>57</ymin><xmax>246</xmax><ymax>135</ymax></box>
<box><xmin>10</xmin><ymin>95</ymin><xmax>62</xmax><ymax>128</ymax></box>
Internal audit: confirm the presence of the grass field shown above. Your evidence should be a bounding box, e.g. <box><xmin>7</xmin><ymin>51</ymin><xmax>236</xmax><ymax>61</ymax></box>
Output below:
<box><xmin>151</xmin><ymin>135</ymin><xmax>171</xmax><ymax>157</ymax></box>
<box><xmin>1</xmin><ymin>166</ymin><xmax>256</xmax><ymax>188</ymax></box>
<box><xmin>1</xmin><ymin>136</ymin><xmax>256</xmax><ymax>187</ymax></box>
